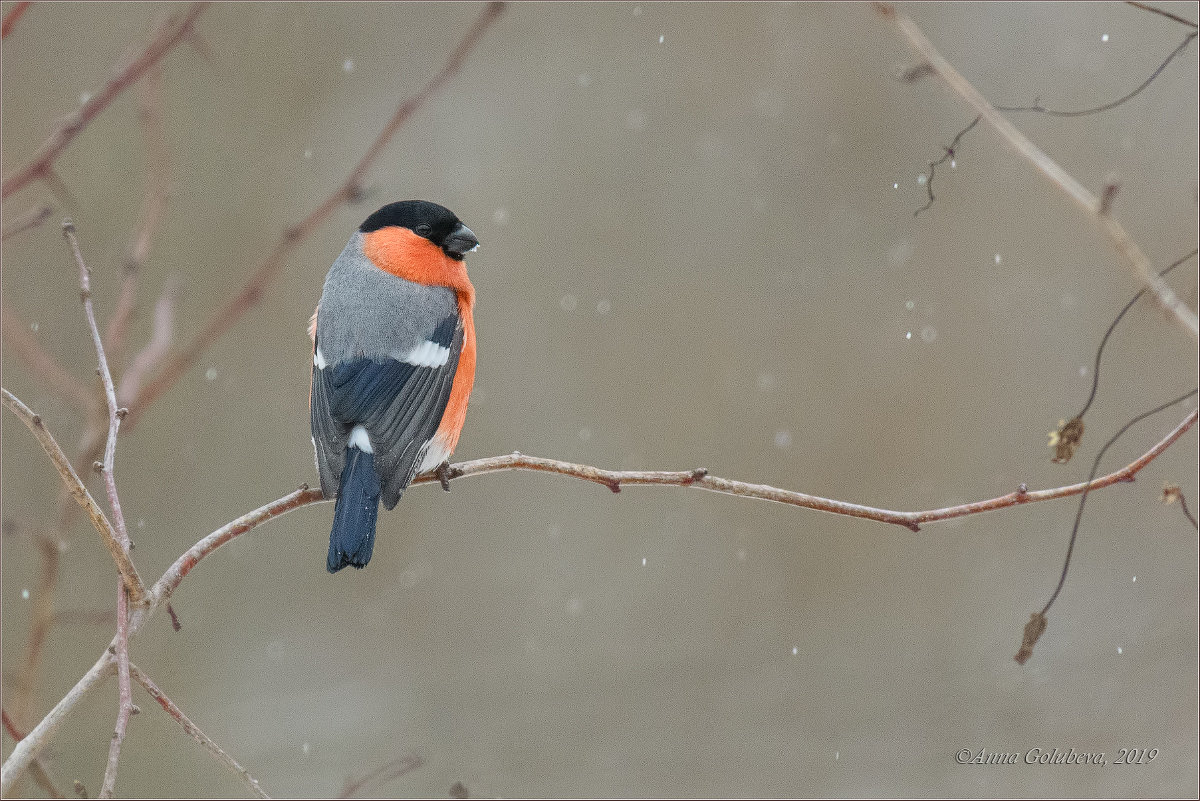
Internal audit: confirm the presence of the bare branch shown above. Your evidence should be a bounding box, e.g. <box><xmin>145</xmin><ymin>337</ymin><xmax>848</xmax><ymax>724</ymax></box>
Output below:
<box><xmin>9</xmin><ymin>534</ymin><xmax>65</xmax><ymax>732</ymax></box>
<box><xmin>152</xmin><ymin>486</ymin><xmax>324</xmax><ymax>604</ymax></box>
<box><xmin>129</xmin><ymin>665</ymin><xmax>270</xmax><ymax>799</ymax></box>
<box><xmin>126</xmin><ymin>61</ymin><xmax>171</xmax><ymax>271</ymax></box>
<box><xmin>342</xmin><ymin>1</ymin><xmax>508</xmax><ymax>199</ymax></box>
<box><xmin>6</xmin><ymin>402</ymin><xmax>1194</xmax><ymax>789</ymax></box>
<box><xmin>62</xmin><ymin>222</ymin><xmax>140</xmax><ymax>797</ymax></box>
<box><xmin>884</xmin><ymin>5</ymin><xmax>1200</xmax><ymax>338</ymax></box>
<box><xmin>124</xmin><ymin>1</ymin><xmax>507</xmax><ymax>429</ymax></box>
<box><xmin>413</xmin><ymin>412</ymin><xmax>1198</xmax><ymax>528</ymax></box>
<box><xmin>338</xmin><ymin>753</ymin><xmax>423</xmax><ymax>798</ymax></box>
<box><xmin>1</xmin><ymin>389</ymin><xmax>147</xmax><ymax>603</ymax></box>
<box><xmin>1</xmin><ymin>3</ymin><xmax>207</xmax><ymax>200</ymax></box>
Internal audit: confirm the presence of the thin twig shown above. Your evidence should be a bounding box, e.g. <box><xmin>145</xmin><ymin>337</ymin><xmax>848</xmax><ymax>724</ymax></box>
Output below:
<box><xmin>1125</xmin><ymin>1</ymin><xmax>1198</xmax><ymax>28</ymax></box>
<box><xmin>0</xmin><ymin>303</ymin><xmax>96</xmax><ymax>413</ymax></box>
<box><xmin>1</xmin><ymin>3</ymin><xmax>207</xmax><ymax>199</ymax></box>
<box><xmin>1</xmin><ymin>388</ymin><xmax>147</xmax><ymax>603</ymax></box>
<box><xmin>1076</xmin><ymin>249</ymin><xmax>1198</xmax><ymax>419</ymax></box>
<box><xmin>1176</xmin><ymin>493</ymin><xmax>1199</xmax><ymax>529</ymax></box>
<box><xmin>123</xmin><ymin>1</ymin><xmax>507</xmax><ymax>429</ymax></box>
<box><xmin>1042</xmin><ymin>388</ymin><xmax>1199</xmax><ymax>614</ymax></box>
<box><xmin>994</xmin><ymin>32</ymin><xmax>1197</xmax><ymax>117</ymax></box>
<box><xmin>1</xmin><ymin>203</ymin><xmax>54</xmax><ymax>241</ymax></box>
<box><xmin>129</xmin><ymin>665</ymin><xmax>270</xmax><ymax>799</ymax></box>
<box><xmin>910</xmin><ymin>22</ymin><xmax>1195</xmax><ymax>216</ymax></box>
<box><xmin>63</xmin><ymin>223</ymin><xmax>132</xmax><ymax>553</ymax></box>
<box><xmin>884</xmin><ymin>5</ymin><xmax>1199</xmax><ymax>338</ymax></box>
<box><xmin>914</xmin><ymin>115</ymin><xmax>980</xmax><ymax>216</ymax></box>
<box><xmin>63</xmin><ymin>222</ymin><xmax>139</xmax><ymax>798</ymax></box>
<box><xmin>338</xmin><ymin>753</ymin><xmax>424</xmax><ymax>798</ymax></box>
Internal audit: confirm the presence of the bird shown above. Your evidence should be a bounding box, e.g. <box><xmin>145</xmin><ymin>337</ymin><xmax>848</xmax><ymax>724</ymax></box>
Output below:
<box><xmin>309</xmin><ymin>200</ymin><xmax>478</xmax><ymax>572</ymax></box>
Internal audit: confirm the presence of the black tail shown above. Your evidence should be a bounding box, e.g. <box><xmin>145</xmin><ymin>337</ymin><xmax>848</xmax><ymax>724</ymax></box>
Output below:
<box><xmin>327</xmin><ymin>447</ymin><xmax>381</xmax><ymax>572</ymax></box>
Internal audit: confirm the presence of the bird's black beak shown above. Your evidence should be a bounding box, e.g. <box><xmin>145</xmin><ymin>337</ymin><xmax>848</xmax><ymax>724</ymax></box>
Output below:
<box><xmin>442</xmin><ymin>224</ymin><xmax>479</xmax><ymax>260</ymax></box>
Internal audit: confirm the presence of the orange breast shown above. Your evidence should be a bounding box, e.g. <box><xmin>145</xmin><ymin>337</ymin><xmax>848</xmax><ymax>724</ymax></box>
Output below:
<box><xmin>362</xmin><ymin>226</ymin><xmax>477</xmax><ymax>452</ymax></box>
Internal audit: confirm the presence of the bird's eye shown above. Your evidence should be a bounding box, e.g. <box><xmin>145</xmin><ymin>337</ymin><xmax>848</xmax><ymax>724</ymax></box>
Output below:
<box><xmin>416</xmin><ymin>224</ymin><xmax>432</xmax><ymax>237</ymax></box>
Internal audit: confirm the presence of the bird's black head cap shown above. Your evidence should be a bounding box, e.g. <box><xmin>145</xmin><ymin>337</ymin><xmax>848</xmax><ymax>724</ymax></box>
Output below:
<box><xmin>359</xmin><ymin>200</ymin><xmax>477</xmax><ymax>260</ymax></box>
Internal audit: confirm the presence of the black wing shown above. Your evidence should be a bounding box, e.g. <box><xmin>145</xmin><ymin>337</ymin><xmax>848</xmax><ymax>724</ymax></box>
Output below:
<box><xmin>311</xmin><ymin>315</ymin><xmax>462</xmax><ymax>510</ymax></box>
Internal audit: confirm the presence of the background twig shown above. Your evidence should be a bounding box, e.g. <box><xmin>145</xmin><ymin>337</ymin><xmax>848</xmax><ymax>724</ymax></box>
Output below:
<box><xmin>886</xmin><ymin>4</ymin><xmax>1199</xmax><ymax>337</ymax></box>
<box><xmin>1</xmin><ymin>3</ymin><xmax>207</xmax><ymax>199</ymax></box>
<box><xmin>107</xmin><ymin>60</ymin><xmax>172</xmax><ymax>369</ymax></box>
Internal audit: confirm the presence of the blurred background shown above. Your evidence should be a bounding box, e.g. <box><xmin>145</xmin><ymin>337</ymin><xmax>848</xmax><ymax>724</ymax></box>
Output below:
<box><xmin>2</xmin><ymin>2</ymin><xmax>1197</xmax><ymax>796</ymax></box>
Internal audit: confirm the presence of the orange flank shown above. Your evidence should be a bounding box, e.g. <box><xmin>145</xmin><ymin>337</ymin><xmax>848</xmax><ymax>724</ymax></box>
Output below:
<box><xmin>362</xmin><ymin>226</ymin><xmax>477</xmax><ymax>447</ymax></box>
<box><xmin>436</xmin><ymin>294</ymin><xmax>476</xmax><ymax>450</ymax></box>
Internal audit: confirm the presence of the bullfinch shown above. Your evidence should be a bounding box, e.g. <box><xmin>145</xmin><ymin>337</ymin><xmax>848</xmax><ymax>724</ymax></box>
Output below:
<box><xmin>309</xmin><ymin>200</ymin><xmax>478</xmax><ymax>573</ymax></box>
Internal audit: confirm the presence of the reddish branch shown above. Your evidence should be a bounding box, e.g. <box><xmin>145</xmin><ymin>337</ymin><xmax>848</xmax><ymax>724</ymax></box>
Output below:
<box><xmin>411</xmin><ymin>411</ymin><xmax>1197</xmax><ymax>530</ymax></box>
<box><xmin>1</xmin><ymin>2</ymin><xmax>207</xmax><ymax>200</ymax></box>
<box><xmin>129</xmin><ymin>665</ymin><xmax>269</xmax><ymax>798</ymax></box>
<box><xmin>124</xmin><ymin>1</ymin><xmax>507</xmax><ymax>429</ymax></box>
<box><xmin>152</xmin><ymin>486</ymin><xmax>324</xmax><ymax>603</ymax></box>
<box><xmin>151</xmin><ymin>407</ymin><xmax>1198</xmax><ymax>612</ymax></box>
<box><xmin>1</xmin><ymin>1</ymin><xmax>31</xmax><ymax>39</ymax></box>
